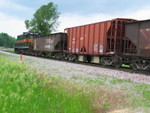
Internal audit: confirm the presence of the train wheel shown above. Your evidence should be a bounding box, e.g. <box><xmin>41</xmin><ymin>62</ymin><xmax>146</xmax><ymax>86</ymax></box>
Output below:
<box><xmin>55</xmin><ymin>53</ymin><xmax>63</xmax><ymax>60</ymax></box>
<box><xmin>131</xmin><ymin>59</ymin><xmax>149</xmax><ymax>70</ymax></box>
<box><xmin>47</xmin><ymin>53</ymin><xmax>52</xmax><ymax>58</ymax></box>
<box><xmin>130</xmin><ymin>62</ymin><xmax>138</xmax><ymax>70</ymax></box>
<box><xmin>113</xmin><ymin>59</ymin><xmax>122</xmax><ymax>68</ymax></box>
<box><xmin>68</xmin><ymin>54</ymin><xmax>77</xmax><ymax>62</ymax></box>
<box><xmin>113</xmin><ymin>62</ymin><xmax>122</xmax><ymax>68</ymax></box>
<box><xmin>101</xmin><ymin>57</ymin><xmax>107</xmax><ymax>66</ymax></box>
<box><xmin>101</xmin><ymin>57</ymin><xmax>112</xmax><ymax>66</ymax></box>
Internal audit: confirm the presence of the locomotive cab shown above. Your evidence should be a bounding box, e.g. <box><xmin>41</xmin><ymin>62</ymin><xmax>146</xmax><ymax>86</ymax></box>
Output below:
<box><xmin>14</xmin><ymin>32</ymin><xmax>39</xmax><ymax>54</ymax></box>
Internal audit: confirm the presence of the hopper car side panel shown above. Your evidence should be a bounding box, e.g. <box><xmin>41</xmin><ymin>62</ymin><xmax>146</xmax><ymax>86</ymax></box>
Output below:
<box><xmin>66</xmin><ymin>21</ymin><xmax>111</xmax><ymax>55</ymax></box>
<box><xmin>66</xmin><ymin>18</ymin><xmax>135</xmax><ymax>56</ymax></box>
<box><xmin>33</xmin><ymin>33</ymin><xmax>67</xmax><ymax>53</ymax></box>
<box><xmin>125</xmin><ymin>20</ymin><xmax>150</xmax><ymax>57</ymax></box>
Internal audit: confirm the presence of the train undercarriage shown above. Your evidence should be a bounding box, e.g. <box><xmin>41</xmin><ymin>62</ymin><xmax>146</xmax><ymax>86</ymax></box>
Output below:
<box><xmin>66</xmin><ymin>54</ymin><xmax>150</xmax><ymax>71</ymax></box>
<box><xmin>64</xmin><ymin>54</ymin><xmax>150</xmax><ymax>70</ymax></box>
<box><xmin>14</xmin><ymin>48</ymin><xmax>150</xmax><ymax>71</ymax></box>
<box><xmin>130</xmin><ymin>57</ymin><xmax>150</xmax><ymax>70</ymax></box>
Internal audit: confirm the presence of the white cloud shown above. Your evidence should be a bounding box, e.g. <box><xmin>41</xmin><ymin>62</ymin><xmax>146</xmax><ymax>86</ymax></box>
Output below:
<box><xmin>0</xmin><ymin>12</ymin><xmax>27</xmax><ymax>38</ymax></box>
<box><xmin>57</xmin><ymin>13</ymin><xmax>115</xmax><ymax>32</ymax></box>
<box><xmin>57</xmin><ymin>7</ymin><xmax>150</xmax><ymax>32</ymax></box>
<box><xmin>0</xmin><ymin>0</ymin><xmax>33</xmax><ymax>37</ymax></box>
<box><xmin>123</xmin><ymin>7</ymin><xmax>150</xmax><ymax>20</ymax></box>
<box><xmin>0</xmin><ymin>0</ymin><xmax>32</xmax><ymax>12</ymax></box>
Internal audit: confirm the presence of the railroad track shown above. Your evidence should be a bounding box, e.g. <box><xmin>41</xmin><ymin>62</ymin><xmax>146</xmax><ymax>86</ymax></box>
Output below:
<box><xmin>2</xmin><ymin>50</ymin><xmax>150</xmax><ymax>76</ymax></box>
<box><xmin>72</xmin><ymin>61</ymin><xmax>150</xmax><ymax>76</ymax></box>
<box><xmin>31</xmin><ymin>54</ymin><xmax>150</xmax><ymax>76</ymax></box>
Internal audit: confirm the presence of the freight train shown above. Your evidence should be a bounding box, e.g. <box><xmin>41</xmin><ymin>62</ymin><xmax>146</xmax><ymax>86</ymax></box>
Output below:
<box><xmin>14</xmin><ymin>18</ymin><xmax>150</xmax><ymax>70</ymax></box>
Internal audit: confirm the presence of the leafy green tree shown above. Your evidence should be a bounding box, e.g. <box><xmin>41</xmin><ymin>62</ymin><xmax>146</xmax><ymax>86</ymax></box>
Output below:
<box><xmin>25</xmin><ymin>2</ymin><xmax>60</xmax><ymax>35</ymax></box>
<box><xmin>0</xmin><ymin>33</ymin><xmax>16</xmax><ymax>48</ymax></box>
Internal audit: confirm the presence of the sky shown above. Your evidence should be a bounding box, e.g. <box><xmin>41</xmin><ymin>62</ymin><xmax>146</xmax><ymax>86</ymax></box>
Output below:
<box><xmin>0</xmin><ymin>0</ymin><xmax>150</xmax><ymax>38</ymax></box>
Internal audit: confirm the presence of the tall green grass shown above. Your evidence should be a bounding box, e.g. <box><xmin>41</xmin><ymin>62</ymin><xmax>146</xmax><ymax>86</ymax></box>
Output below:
<box><xmin>0</xmin><ymin>56</ymin><xmax>94</xmax><ymax>113</ymax></box>
<box><xmin>0</xmin><ymin>55</ymin><xmax>133</xmax><ymax>113</ymax></box>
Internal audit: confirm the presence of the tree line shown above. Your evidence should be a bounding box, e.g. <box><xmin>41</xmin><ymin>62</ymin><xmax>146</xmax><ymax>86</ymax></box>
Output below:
<box><xmin>0</xmin><ymin>33</ymin><xmax>16</xmax><ymax>48</ymax></box>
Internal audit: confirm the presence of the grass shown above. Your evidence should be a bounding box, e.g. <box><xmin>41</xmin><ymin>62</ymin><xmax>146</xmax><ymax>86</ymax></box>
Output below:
<box><xmin>0</xmin><ymin>53</ymin><xmax>150</xmax><ymax>112</ymax></box>
<box><xmin>110</xmin><ymin>78</ymin><xmax>132</xmax><ymax>84</ymax></box>
<box><xmin>131</xmin><ymin>84</ymin><xmax>150</xmax><ymax>107</ymax></box>
<box><xmin>80</xmin><ymin>78</ymin><xmax>106</xmax><ymax>85</ymax></box>
<box><xmin>72</xmin><ymin>76</ymin><xmax>150</xmax><ymax>111</ymax></box>
<box><xmin>0</xmin><ymin>56</ymin><xmax>128</xmax><ymax>113</ymax></box>
<box><xmin>3</xmin><ymin>48</ymin><xmax>14</xmax><ymax>52</ymax></box>
<box><xmin>0</xmin><ymin>46</ymin><xmax>14</xmax><ymax>52</ymax></box>
<box><xmin>0</xmin><ymin>56</ymin><xmax>93</xmax><ymax>113</ymax></box>
<box><xmin>0</xmin><ymin>46</ymin><xmax>5</xmax><ymax>49</ymax></box>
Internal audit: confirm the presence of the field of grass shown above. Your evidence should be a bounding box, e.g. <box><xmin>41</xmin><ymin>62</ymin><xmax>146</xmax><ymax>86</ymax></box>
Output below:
<box><xmin>75</xmin><ymin>77</ymin><xmax>150</xmax><ymax>112</ymax></box>
<box><xmin>0</xmin><ymin>53</ymin><xmax>150</xmax><ymax>113</ymax></box>
<box><xmin>0</xmin><ymin>55</ymin><xmax>129</xmax><ymax>113</ymax></box>
<box><xmin>0</xmin><ymin>56</ymin><xmax>93</xmax><ymax>113</ymax></box>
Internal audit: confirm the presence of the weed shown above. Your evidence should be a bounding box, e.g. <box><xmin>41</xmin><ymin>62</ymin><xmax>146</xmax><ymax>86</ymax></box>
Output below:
<box><xmin>111</xmin><ymin>78</ymin><xmax>131</xmax><ymax>84</ymax></box>
<box><xmin>81</xmin><ymin>78</ymin><xmax>105</xmax><ymax>85</ymax></box>
<box><xmin>132</xmin><ymin>84</ymin><xmax>150</xmax><ymax>107</ymax></box>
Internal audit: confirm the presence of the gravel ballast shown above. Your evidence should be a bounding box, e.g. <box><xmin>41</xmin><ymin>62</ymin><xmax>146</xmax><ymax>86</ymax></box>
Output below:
<box><xmin>1</xmin><ymin>50</ymin><xmax>150</xmax><ymax>85</ymax></box>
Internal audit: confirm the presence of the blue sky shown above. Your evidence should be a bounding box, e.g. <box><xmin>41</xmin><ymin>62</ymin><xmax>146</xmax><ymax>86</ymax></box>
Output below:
<box><xmin>0</xmin><ymin>0</ymin><xmax>150</xmax><ymax>37</ymax></box>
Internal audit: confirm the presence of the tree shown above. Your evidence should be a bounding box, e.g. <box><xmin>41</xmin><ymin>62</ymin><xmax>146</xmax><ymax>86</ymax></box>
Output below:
<box><xmin>0</xmin><ymin>33</ymin><xmax>16</xmax><ymax>48</ymax></box>
<box><xmin>25</xmin><ymin>2</ymin><xmax>60</xmax><ymax>35</ymax></box>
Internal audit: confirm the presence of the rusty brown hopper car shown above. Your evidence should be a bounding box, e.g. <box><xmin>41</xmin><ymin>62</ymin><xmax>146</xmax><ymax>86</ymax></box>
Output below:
<box><xmin>65</xmin><ymin>18</ymin><xmax>135</xmax><ymax>66</ymax></box>
<box><xmin>125</xmin><ymin>19</ymin><xmax>150</xmax><ymax>58</ymax></box>
<box><xmin>32</xmin><ymin>33</ymin><xmax>67</xmax><ymax>58</ymax></box>
<box><xmin>125</xmin><ymin>19</ymin><xmax>150</xmax><ymax>70</ymax></box>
